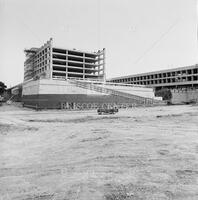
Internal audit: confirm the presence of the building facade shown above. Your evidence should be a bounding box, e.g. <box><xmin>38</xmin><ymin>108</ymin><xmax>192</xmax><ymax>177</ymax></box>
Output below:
<box><xmin>24</xmin><ymin>38</ymin><xmax>105</xmax><ymax>82</ymax></box>
<box><xmin>22</xmin><ymin>39</ymin><xmax>162</xmax><ymax>109</ymax></box>
<box><xmin>109</xmin><ymin>64</ymin><xmax>198</xmax><ymax>90</ymax></box>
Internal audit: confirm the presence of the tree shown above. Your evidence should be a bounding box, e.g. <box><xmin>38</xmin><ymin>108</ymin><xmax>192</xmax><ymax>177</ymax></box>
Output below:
<box><xmin>155</xmin><ymin>88</ymin><xmax>172</xmax><ymax>100</ymax></box>
<box><xmin>0</xmin><ymin>81</ymin><xmax>7</xmax><ymax>94</ymax></box>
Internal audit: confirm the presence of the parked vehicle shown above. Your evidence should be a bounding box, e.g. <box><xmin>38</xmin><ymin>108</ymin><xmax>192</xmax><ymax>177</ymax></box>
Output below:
<box><xmin>97</xmin><ymin>107</ymin><xmax>119</xmax><ymax>115</ymax></box>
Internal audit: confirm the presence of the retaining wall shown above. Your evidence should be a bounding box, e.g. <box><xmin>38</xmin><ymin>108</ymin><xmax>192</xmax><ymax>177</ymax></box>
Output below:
<box><xmin>171</xmin><ymin>89</ymin><xmax>198</xmax><ymax>104</ymax></box>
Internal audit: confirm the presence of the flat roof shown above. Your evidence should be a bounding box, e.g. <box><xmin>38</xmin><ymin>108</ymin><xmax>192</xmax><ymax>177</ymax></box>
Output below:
<box><xmin>53</xmin><ymin>46</ymin><xmax>105</xmax><ymax>55</ymax></box>
<box><xmin>25</xmin><ymin>38</ymin><xmax>105</xmax><ymax>56</ymax></box>
<box><xmin>109</xmin><ymin>64</ymin><xmax>198</xmax><ymax>80</ymax></box>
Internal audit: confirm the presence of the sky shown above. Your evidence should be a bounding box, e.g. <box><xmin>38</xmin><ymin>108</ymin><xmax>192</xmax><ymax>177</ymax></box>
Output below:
<box><xmin>0</xmin><ymin>0</ymin><xmax>197</xmax><ymax>87</ymax></box>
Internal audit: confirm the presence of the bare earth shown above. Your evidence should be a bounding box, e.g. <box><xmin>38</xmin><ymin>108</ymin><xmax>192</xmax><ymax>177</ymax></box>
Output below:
<box><xmin>0</xmin><ymin>104</ymin><xmax>198</xmax><ymax>200</ymax></box>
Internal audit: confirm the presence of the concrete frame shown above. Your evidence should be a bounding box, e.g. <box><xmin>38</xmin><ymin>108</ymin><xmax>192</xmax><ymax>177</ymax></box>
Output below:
<box><xmin>109</xmin><ymin>64</ymin><xmax>198</xmax><ymax>89</ymax></box>
<box><xmin>24</xmin><ymin>38</ymin><xmax>105</xmax><ymax>82</ymax></box>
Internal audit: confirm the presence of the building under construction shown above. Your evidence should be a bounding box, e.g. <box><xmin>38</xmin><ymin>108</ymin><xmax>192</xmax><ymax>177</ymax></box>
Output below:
<box><xmin>24</xmin><ymin>38</ymin><xmax>105</xmax><ymax>82</ymax></box>
<box><xmin>22</xmin><ymin>39</ymin><xmax>161</xmax><ymax>109</ymax></box>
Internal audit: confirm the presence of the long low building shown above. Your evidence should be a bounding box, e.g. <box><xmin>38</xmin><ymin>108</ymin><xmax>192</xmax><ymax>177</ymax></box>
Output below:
<box><xmin>108</xmin><ymin>64</ymin><xmax>198</xmax><ymax>104</ymax></box>
<box><xmin>109</xmin><ymin>64</ymin><xmax>198</xmax><ymax>89</ymax></box>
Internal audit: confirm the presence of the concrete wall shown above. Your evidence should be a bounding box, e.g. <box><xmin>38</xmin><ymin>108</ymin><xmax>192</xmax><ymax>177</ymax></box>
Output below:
<box><xmin>39</xmin><ymin>79</ymin><xmax>108</xmax><ymax>95</ymax></box>
<box><xmin>171</xmin><ymin>89</ymin><xmax>198</xmax><ymax>104</ymax></box>
<box><xmin>22</xmin><ymin>93</ymin><xmax>148</xmax><ymax>109</ymax></box>
<box><xmin>22</xmin><ymin>80</ymin><xmax>40</xmax><ymax>95</ymax></box>
<box><xmin>23</xmin><ymin>79</ymin><xmax>107</xmax><ymax>96</ymax></box>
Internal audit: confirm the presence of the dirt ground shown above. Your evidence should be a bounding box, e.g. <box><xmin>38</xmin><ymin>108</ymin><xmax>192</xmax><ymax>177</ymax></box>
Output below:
<box><xmin>0</xmin><ymin>104</ymin><xmax>198</xmax><ymax>200</ymax></box>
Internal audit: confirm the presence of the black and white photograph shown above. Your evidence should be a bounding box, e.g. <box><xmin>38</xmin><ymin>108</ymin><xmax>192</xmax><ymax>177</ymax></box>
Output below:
<box><xmin>0</xmin><ymin>0</ymin><xmax>198</xmax><ymax>199</ymax></box>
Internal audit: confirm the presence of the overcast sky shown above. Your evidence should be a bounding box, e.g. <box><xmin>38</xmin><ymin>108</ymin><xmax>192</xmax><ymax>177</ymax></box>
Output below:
<box><xmin>0</xmin><ymin>0</ymin><xmax>197</xmax><ymax>87</ymax></box>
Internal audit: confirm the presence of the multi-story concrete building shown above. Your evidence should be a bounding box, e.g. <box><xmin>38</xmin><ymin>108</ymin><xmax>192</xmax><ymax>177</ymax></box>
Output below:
<box><xmin>22</xmin><ymin>39</ymin><xmax>198</xmax><ymax>106</ymax></box>
<box><xmin>109</xmin><ymin>65</ymin><xmax>198</xmax><ymax>104</ymax></box>
<box><xmin>109</xmin><ymin>64</ymin><xmax>198</xmax><ymax>89</ymax></box>
<box><xmin>22</xmin><ymin>39</ymin><xmax>161</xmax><ymax>109</ymax></box>
<box><xmin>24</xmin><ymin>38</ymin><xmax>105</xmax><ymax>82</ymax></box>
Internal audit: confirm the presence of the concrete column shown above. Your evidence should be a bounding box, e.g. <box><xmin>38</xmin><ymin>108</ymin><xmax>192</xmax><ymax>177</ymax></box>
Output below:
<box><xmin>103</xmin><ymin>48</ymin><xmax>106</xmax><ymax>82</ymax></box>
<box><xmin>83</xmin><ymin>53</ymin><xmax>85</xmax><ymax>79</ymax></box>
<box><xmin>66</xmin><ymin>50</ymin><xmax>68</xmax><ymax>80</ymax></box>
<box><xmin>97</xmin><ymin>52</ymin><xmax>100</xmax><ymax>80</ymax></box>
<box><xmin>49</xmin><ymin>38</ymin><xmax>53</xmax><ymax>79</ymax></box>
